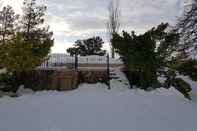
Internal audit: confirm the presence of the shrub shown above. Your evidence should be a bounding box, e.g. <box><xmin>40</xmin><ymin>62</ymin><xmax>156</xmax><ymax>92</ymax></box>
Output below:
<box><xmin>112</xmin><ymin>31</ymin><xmax>158</xmax><ymax>90</ymax></box>
<box><xmin>177</xmin><ymin>59</ymin><xmax>197</xmax><ymax>81</ymax></box>
<box><xmin>0</xmin><ymin>73</ymin><xmax>19</xmax><ymax>92</ymax></box>
<box><xmin>112</xmin><ymin>23</ymin><xmax>192</xmax><ymax>100</ymax></box>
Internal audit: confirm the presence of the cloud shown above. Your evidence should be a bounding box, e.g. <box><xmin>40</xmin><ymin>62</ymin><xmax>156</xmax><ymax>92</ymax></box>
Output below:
<box><xmin>1</xmin><ymin>0</ymin><xmax>184</xmax><ymax>53</ymax></box>
<box><xmin>51</xmin><ymin>42</ymin><xmax>71</xmax><ymax>53</ymax></box>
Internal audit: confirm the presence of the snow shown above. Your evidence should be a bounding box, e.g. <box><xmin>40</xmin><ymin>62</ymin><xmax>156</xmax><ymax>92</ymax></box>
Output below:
<box><xmin>16</xmin><ymin>86</ymin><xmax>34</xmax><ymax>96</ymax></box>
<box><xmin>78</xmin><ymin>55</ymin><xmax>123</xmax><ymax>64</ymax></box>
<box><xmin>0</xmin><ymin>91</ymin><xmax>197</xmax><ymax>130</ymax></box>
<box><xmin>0</xmin><ymin>68</ymin><xmax>7</xmax><ymax>74</ymax></box>
<box><xmin>0</xmin><ymin>85</ymin><xmax>197</xmax><ymax>131</ymax></box>
<box><xmin>178</xmin><ymin>75</ymin><xmax>197</xmax><ymax>102</ymax></box>
<box><xmin>110</xmin><ymin>69</ymin><xmax>131</xmax><ymax>90</ymax></box>
<box><xmin>0</xmin><ymin>70</ymin><xmax>197</xmax><ymax>131</ymax></box>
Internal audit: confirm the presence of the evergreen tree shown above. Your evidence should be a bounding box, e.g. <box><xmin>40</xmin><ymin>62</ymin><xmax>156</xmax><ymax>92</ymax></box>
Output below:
<box><xmin>0</xmin><ymin>33</ymin><xmax>42</xmax><ymax>72</ymax></box>
<box><xmin>21</xmin><ymin>0</ymin><xmax>53</xmax><ymax>59</ymax></box>
<box><xmin>0</xmin><ymin>0</ymin><xmax>53</xmax><ymax>91</ymax></box>
<box><xmin>0</xmin><ymin>33</ymin><xmax>44</xmax><ymax>92</ymax></box>
<box><xmin>66</xmin><ymin>47</ymin><xmax>78</xmax><ymax>56</ymax></box>
<box><xmin>147</xmin><ymin>23</ymin><xmax>180</xmax><ymax>67</ymax></box>
<box><xmin>112</xmin><ymin>23</ymin><xmax>192</xmax><ymax>99</ymax></box>
<box><xmin>112</xmin><ymin>31</ymin><xmax>157</xmax><ymax>89</ymax></box>
<box><xmin>67</xmin><ymin>36</ymin><xmax>106</xmax><ymax>56</ymax></box>
<box><xmin>0</xmin><ymin>5</ymin><xmax>18</xmax><ymax>45</ymax></box>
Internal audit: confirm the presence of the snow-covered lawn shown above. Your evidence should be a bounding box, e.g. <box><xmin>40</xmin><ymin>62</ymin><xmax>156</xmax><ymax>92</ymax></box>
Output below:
<box><xmin>0</xmin><ymin>85</ymin><xmax>197</xmax><ymax>131</ymax></box>
<box><xmin>0</xmin><ymin>71</ymin><xmax>197</xmax><ymax>131</ymax></box>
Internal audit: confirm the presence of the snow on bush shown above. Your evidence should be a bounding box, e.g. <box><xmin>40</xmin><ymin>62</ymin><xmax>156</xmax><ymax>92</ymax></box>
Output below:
<box><xmin>0</xmin><ymin>68</ymin><xmax>7</xmax><ymax>74</ymax></box>
<box><xmin>16</xmin><ymin>85</ymin><xmax>34</xmax><ymax>96</ymax></box>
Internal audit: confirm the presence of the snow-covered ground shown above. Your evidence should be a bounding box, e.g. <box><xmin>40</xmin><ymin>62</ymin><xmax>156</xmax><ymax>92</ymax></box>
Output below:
<box><xmin>0</xmin><ymin>70</ymin><xmax>197</xmax><ymax>131</ymax></box>
<box><xmin>178</xmin><ymin>75</ymin><xmax>197</xmax><ymax>102</ymax></box>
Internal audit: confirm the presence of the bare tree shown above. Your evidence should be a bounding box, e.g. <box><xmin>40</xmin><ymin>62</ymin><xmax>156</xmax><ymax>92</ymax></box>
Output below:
<box><xmin>107</xmin><ymin>0</ymin><xmax>121</xmax><ymax>58</ymax></box>
<box><xmin>0</xmin><ymin>1</ymin><xmax>2</xmax><ymax>7</ymax></box>
<box><xmin>176</xmin><ymin>0</ymin><xmax>197</xmax><ymax>57</ymax></box>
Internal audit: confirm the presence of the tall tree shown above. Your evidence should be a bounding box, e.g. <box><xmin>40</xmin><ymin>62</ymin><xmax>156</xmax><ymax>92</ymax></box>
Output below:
<box><xmin>22</xmin><ymin>0</ymin><xmax>46</xmax><ymax>37</ymax></box>
<box><xmin>0</xmin><ymin>0</ymin><xmax>53</xmax><ymax>72</ymax></box>
<box><xmin>107</xmin><ymin>0</ymin><xmax>120</xmax><ymax>58</ymax></box>
<box><xmin>176</xmin><ymin>0</ymin><xmax>197</xmax><ymax>57</ymax></box>
<box><xmin>67</xmin><ymin>36</ymin><xmax>106</xmax><ymax>56</ymax></box>
<box><xmin>21</xmin><ymin>0</ymin><xmax>53</xmax><ymax>61</ymax></box>
<box><xmin>0</xmin><ymin>5</ymin><xmax>18</xmax><ymax>45</ymax></box>
<box><xmin>0</xmin><ymin>0</ymin><xmax>53</xmax><ymax>91</ymax></box>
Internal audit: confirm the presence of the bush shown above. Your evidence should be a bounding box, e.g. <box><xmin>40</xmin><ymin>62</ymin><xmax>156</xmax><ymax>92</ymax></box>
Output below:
<box><xmin>0</xmin><ymin>73</ymin><xmax>20</xmax><ymax>92</ymax></box>
<box><xmin>177</xmin><ymin>60</ymin><xmax>197</xmax><ymax>81</ymax></box>
<box><xmin>112</xmin><ymin>31</ymin><xmax>158</xmax><ymax>90</ymax></box>
<box><xmin>0</xmin><ymin>70</ymin><xmax>55</xmax><ymax>92</ymax></box>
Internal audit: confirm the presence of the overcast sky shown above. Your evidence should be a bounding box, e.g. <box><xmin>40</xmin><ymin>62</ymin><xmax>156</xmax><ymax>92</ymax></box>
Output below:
<box><xmin>1</xmin><ymin>0</ymin><xmax>185</xmax><ymax>53</ymax></box>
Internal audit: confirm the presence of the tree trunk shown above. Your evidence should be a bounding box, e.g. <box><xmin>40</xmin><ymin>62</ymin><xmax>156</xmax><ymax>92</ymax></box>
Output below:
<box><xmin>111</xmin><ymin>47</ymin><xmax>115</xmax><ymax>58</ymax></box>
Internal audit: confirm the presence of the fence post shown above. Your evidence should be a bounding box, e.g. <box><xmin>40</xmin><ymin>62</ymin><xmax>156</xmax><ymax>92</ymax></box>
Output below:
<box><xmin>46</xmin><ymin>60</ymin><xmax>48</xmax><ymax>67</ymax></box>
<box><xmin>75</xmin><ymin>53</ymin><xmax>78</xmax><ymax>71</ymax></box>
<box><xmin>107</xmin><ymin>53</ymin><xmax>111</xmax><ymax>90</ymax></box>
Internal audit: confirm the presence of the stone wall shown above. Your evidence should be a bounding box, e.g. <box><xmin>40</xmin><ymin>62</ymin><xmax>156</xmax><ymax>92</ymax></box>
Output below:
<box><xmin>78</xmin><ymin>71</ymin><xmax>107</xmax><ymax>84</ymax></box>
<box><xmin>24</xmin><ymin>69</ymin><xmax>107</xmax><ymax>91</ymax></box>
